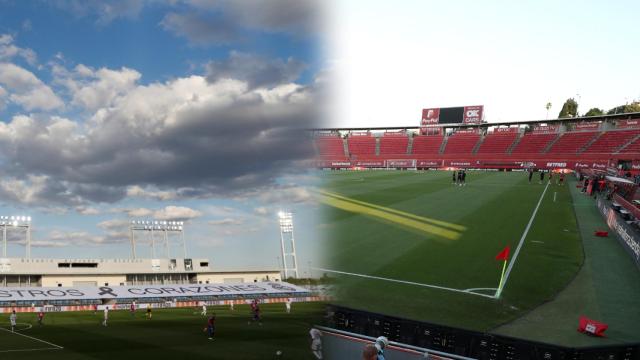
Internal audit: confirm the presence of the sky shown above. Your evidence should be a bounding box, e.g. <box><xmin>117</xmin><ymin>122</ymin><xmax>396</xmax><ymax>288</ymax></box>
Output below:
<box><xmin>0</xmin><ymin>0</ymin><xmax>326</xmax><ymax>273</ymax></box>
<box><xmin>327</xmin><ymin>0</ymin><xmax>640</xmax><ymax>128</ymax></box>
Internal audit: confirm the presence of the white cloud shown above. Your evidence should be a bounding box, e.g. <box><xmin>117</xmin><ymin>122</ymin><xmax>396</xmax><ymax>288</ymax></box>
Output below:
<box><xmin>127</xmin><ymin>207</ymin><xmax>153</xmax><ymax>217</ymax></box>
<box><xmin>126</xmin><ymin>185</ymin><xmax>178</xmax><ymax>201</ymax></box>
<box><xmin>208</xmin><ymin>218</ymin><xmax>243</xmax><ymax>226</ymax></box>
<box><xmin>76</xmin><ymin>206</ymin><xmax>100</xmax><ymax>215</ymax></box>
<box><xmin>253</xmin><ymin>206</ymin><xmax>269</xmax><ymax>216</ymax></box>
<box><xmin>97</xmin><ymin>219</ymin><xmax>129</xmax><ymax>230</ymax></box>
<box><xmin>0</xmin><ymin>63</ymin><xmax>63</xmax><ymax>111</ymax></box>
<box><xmin>0</xmin><ymin>34</ymin><xmax>37</xmax><ymax>66</ymax></box>
<box><xmin>54</xmin><ymin>65</ymin><xmax>141</xmax><ymax>111</ymax></box>
<box><xmin>153</xmin><ymin>206</ymin><xmax>202</xmax><ymax>220</ymax></box>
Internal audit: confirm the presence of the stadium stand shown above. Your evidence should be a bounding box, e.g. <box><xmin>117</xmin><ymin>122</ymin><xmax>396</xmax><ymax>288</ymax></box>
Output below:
<box><xmin>411</xmin><ymin>135</ymin><xmax>444</xmax><ymax>154</ymax></box>
<box><xmin>547</xmin><ymin>131</ymin><xmax>599</xmax><ymax>154</ymax></box>
<box><xmin>583</xmin><ymin>129</ymin><xmax>640</xmax><ymax>153</ymax></box>
<box><xmin>510</xmin><ymin>132</ymin><xmax>558</xmax><ymax>154</ymax></box>
<box><xmin>379</xmin><ymin>136</ymin><xmax>409</xmax><ymax>155</ymax></box>
<box><xmin>315</xmin><ymin>136</ymin><xmax>346</xmax><ymax>158</ymax></box>
<box><xmin>476</xmin><ymin>131</ymin><xmax>519</xmax><ymax>154</ymax></box>
<box><xmin>347</xmin><ymin>136</ymin><xmax>377</xmax><ymax>157</ymax></box>
<box><xmin>619</xmin><ymin>136</ymin><xmax>640</xmax><ymax>153</ymax></box>
<box><xmin>314</xmin><ymin>113</ymin><xmax>640</xmax><ymax>171</ymax></box>
<box><xmin>443</xmin><ymin>132</ymin><xmax>480</xmax><ymax>154</ymax></box>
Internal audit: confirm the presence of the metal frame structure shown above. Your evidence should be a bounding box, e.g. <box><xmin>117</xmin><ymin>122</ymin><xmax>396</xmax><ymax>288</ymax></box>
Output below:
<box><xmin>129</xmin><ymin>220</ymin><xmax>186</xmax><ymax>260</ymax></box>
<box><xmin>278</xmin><ymin>211</ymin><xmax>299</xmax><ymax>279</ymax></box>
<box><xmin>0</xmin><ymin>215</ymin><xmax>31</xmax><ymax>259</ymax></box>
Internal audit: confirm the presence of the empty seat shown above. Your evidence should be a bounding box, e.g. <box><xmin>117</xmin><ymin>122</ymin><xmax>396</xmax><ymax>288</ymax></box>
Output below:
<box><xmin>443</xmin><ymin>132</ymin><xmax>481</xmax><ymax>154</ymax></box>
<box><xmin>511</xmin><ymin>133</ymin><xmax>558</xmax><ymax>154</ymax></box>
<box><xmin>476</xmin><ymin>132</ymin><xmax>518</xmax><ymax>154</ymax></box>
<box><xmin>411</xmin><ymin>135</ymin><xmax>444</xmax><ymax>154</ymax></box>
<box><xmin>315</xmin><ymin>136</ymin><xmax>345</xmax><ymax>157</ymax></box>
<box><xmin>348</xmin><ymin>136</ymin><xmax>377</xmax><ymax>157</ymax></box>
<box><xmin>547</xmin><ymin>131</ymin><xmax>599</xmax><ymax>154</ymax></box>
<box><xmin>583</xmin><ymin>130</ymin><xmax>640</xmax><ymax>153</ymax></box>
<box><xmin>379</xmin><ymin>136</ymin><xmax>409</xmax><ymax>155</ymax></box>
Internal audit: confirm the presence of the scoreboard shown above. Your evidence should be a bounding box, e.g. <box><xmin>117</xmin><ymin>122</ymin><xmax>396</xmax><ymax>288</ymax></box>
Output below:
<box><xmin>420</xmin><ymin>105</ymin><xmax>484</xmax><ymax>134</ymax></box>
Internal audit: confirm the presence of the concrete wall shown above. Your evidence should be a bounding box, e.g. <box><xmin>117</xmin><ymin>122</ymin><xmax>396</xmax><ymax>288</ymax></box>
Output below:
<box><xmin>41</xmin><ymin>274</ymin><xmax>126</xmax><ymax>287</ymax></box>
<box><xmin>195</xmin><ymin>271</ymin><xmax>281</xmax><ymax>284</ymax></box>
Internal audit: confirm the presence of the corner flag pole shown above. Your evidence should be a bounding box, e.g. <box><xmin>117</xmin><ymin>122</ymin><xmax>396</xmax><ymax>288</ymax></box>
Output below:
<box><xmin>495</xmin><ymin>259</ymin><xmax>508</xmax><ymax>298</ymax></box>
<box><xmin>494</xmin><ymin>245</ymin><xmax>510</xmax><ymax>299</ymax></box>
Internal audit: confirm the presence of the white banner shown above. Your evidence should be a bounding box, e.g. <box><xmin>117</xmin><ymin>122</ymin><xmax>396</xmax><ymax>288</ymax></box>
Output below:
<box><xmin>0</xmin><ymin>282</ymin><xmax>307</xmax><ymax>302</ymax></box>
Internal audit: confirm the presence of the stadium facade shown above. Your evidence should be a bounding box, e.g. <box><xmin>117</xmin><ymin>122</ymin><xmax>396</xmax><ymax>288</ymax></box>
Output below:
<box><xmin>0</xmin><ymin>257</ymin><xmax>281</xmax><ymax>287</ymax></box>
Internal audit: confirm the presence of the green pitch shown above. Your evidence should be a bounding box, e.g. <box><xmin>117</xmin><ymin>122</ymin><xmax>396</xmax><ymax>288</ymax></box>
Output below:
<box><xmin>0</xmin><ymin>302</ymin><xmax>324</xmax><ymax>359</ymax></box>
<box><xmin>320</xmin><ymin>170</ymin><xmax>640</xmax><ymax>346</ymax></box>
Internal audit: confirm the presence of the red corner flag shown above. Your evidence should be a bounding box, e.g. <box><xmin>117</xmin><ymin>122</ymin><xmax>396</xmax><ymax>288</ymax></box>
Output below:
<box><xmin>495</xmin><ymin>246</ymin><xmax>510</xmax><ymax>261</ymax></box>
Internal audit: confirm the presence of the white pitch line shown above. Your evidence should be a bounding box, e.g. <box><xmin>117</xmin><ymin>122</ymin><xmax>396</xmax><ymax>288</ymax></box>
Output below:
<box><xmin>0</xmin><ymin>326</ymin><xmax>64</xmax><ymax>350</ymax></box>
<box><xmin>314</xmin><ymin>267</ymin><xmax>496</xmax><ymax>299</ymax></box>
<box><xmin>496</xmin><ymin>181</ymin><xmax>550</xmax><ymax>298</ymax></box>
<box><xmin>464</xmin><ymin>287</ymin><xmax>498</xmax><ymax>293</ymax></box>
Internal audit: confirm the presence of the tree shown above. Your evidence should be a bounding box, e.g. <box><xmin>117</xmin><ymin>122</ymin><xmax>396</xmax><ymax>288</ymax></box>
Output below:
<box><xmin>558</xmin><ymin>98</ymin><xmax>578</xmax><ymax>118</ymax></box>
<box><xmin>584</xmin><ymin>107</ymin><xmax>604</xmax><ymax>117</ymax></box>
<box><xmin>607</xmin><ymin>102</ymin><xmax>640</xmax><ymax>115</ymax></box>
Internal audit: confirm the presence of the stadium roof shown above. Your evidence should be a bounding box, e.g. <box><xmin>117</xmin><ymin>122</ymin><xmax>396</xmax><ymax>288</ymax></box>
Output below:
<box><xmin>314</xmin><ymin>111</ymin><xmax>640</xmax><ymax>132</ymax></box>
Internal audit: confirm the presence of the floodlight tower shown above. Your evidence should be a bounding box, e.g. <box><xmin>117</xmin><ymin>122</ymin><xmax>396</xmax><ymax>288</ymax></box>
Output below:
<box><xmin>129</xmin><ymin>220</ymin><xmax>186</xmax><ymax>259</ymax></box>
<box><xmin>278</xmin><ymin>211</ymin><xmax>299</xmax><ymax>279</ymax></box>
<box><xmin>0</xmin><ymin>215</ymin><xmax>32</xmax><ymax>259</ymax></box>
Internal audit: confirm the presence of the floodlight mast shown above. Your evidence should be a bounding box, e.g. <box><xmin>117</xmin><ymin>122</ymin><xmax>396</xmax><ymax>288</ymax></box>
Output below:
<box><xmin>278</xmin><ymin>211</ymin><xmax>299</xmax><ymax>279</ymax></box>
<box><xmin>129</xmin><ymin>220</ymin><xmax>186</xmax><ymax>259</ymax></box>
<box><xmin>0</xmin><ymin>216</ymin><xmax>32</xmax><ymax>259</ymax></box>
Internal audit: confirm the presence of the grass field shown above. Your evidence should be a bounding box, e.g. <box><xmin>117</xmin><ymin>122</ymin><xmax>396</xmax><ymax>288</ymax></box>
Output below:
<box><xmin>0</xmin><ymin>302</ymin><xmax>324</xmax><ymax>359</ymax></box>
<box><xmin>319</xmin><ymin>170</ymin><xmax>607</xmax><ymax>344</ymax></box>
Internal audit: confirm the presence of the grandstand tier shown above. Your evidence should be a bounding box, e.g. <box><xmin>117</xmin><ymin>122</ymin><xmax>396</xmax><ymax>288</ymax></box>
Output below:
<box><xmin>476</xmin><ymin>131</ymin><xmax>518</xmax><ymax>154</ymax></box>
<box><xmin>411</xmin><ymin>135</ymin><xmax>444</xmax><ymax>154</ymax></box>
<box><xmin>314</xmin><ymin>113</ymin><xmax>640</xmax><ymax>171</ymax></box>
<box><xmin>442</xmin><ymin>132</ymin><xmax>481</xmax><ymax>154</ymax></box>
<box><xmin>379</xmin><ymin>136</ymin><xmax>409</xmax><ymax>155</ymax></box>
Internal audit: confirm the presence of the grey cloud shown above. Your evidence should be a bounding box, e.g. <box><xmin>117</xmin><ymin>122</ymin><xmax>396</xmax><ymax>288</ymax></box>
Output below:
<box><xmin>183</xmin><ymin>0</ymin><xmax>321</xmax><ymax>35</ymax></box>
<box><xmin>206</xmin><ymin>52</ymin><xmax>306</xmax><ymax>89</ymax></box>
<box><xmin>160</xmin><ymin>12</ymin><xmax>240</xmax><ymax>46</ymax></box>
<box><xmin>0</xmin><ymin>59</ymin><xmax>322</xmax><ymax>207</ymax></box>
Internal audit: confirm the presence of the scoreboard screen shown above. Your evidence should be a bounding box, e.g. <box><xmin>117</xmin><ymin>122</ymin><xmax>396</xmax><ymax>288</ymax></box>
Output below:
<box><xmin>438</xmin><ymin>107</ymin><xmax>465</xmax><ymax>124</ymax></box>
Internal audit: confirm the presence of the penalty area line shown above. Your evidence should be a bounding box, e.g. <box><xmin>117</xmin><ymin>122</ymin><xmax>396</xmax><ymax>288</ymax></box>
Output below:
<box><xmin>313</xmin><ymin>268</ymin><xmax>496</xmax><ymax>299</ymax></box>
<box><xmin>0</xmin><ymin>326</ymin><xmax>64</xmax><ymax>350</ymax></box>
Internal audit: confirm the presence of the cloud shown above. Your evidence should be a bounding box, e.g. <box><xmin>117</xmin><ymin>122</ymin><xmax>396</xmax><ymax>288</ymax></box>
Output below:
<box><xmin>208</xmin><ymin>218</ymin><xmax>243</xmax><ymax>226</ymax></box>
<box><xmin>0</xmin><ymin>63</ymin><xmax>63</xmax><ymax>111</ymax></box>
<box><xmin>52</xmin><ymin>0</ymin><xmax>146</xmax><ymax>25</ymax></box>
<box><xmin>40</xmin><ymin>229</ymin><xmax>126</xmax><ymax>247</ymax></box>
<box><xmin>181</xmin><ymin>0</ymin><xmax>321</xmax><ymax>35</ymax></box>
<box><xmin>160</xmin><ymin>11</ymin><xmax>240</xmax><ymax>46</ymax></box>
<box><xmin>53</xmin><ymin>65</ymin><xmax>142</xmax><ymax>111</ymax></box>
<box><xmin>97</xmin><ymin>219</ymin><xmax>130</xmax><ymax>230</ymax></box>
<box><xmin>0</xmin><ymin>34</ymin><xmax>37</xmax><ymax>66</ymax></box>
<box><xmin>153</xmin><ymin>206</ymin><xmax>202</xmax><ymax>220</ymax></box>
<box><xmin>0</xmin><ymin>60</ymin><xmax>321</xmax><ymax>206</ymax></box>
<box><xmin>126</xmin><ymin>185</ymin><xmax>178</xmax><ymax>201</ymax></box>
<box><xmin>76</xmin><ymin>206</ymin><xmax>101</xmax><ymax>215</ymax></box>
<box><xmin>206</xmin><ymin>52</ymin><xmax>306</xmax><ymax>89</ymax></box>
<box><xmin>254</xmin><ymin>207</ymin><xmax>269</xmax><ymax>216</ymax></box>
<box><xmin>126</xmin><ymin>208</ymin><xmax>153</xmax><ymax>217</ymax></box>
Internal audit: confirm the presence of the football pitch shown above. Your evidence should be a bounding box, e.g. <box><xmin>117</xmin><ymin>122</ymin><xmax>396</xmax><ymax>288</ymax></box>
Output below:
<box><xmin>319</xmin><ymin>170</ymin><xmax>640</xmax><ymax>346</ymax></box>
<box><xmin>0</xmin><ymin>303</ymin><xmax>324</xmax><ymax>359</ymax></box>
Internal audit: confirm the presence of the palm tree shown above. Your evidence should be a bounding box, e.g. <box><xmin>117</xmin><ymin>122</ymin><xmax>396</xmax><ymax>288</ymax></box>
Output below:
<box><xmin>545</xmin><ymin>102</ymin><xmax>552</xmax><ymax>120</ymax></box>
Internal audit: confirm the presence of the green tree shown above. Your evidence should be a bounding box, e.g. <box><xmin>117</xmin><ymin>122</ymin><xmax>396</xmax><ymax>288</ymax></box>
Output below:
<box><xmin>584</xmin><ymin>107</ymin><xmax>604</xmax><ymax>117</ymax></box>
<box><xmin>558</xmin><ymin>98</ymin><xmax>578</xmax><ymax>118</ymax></box>
<box><xmin>607</xmin><ymin>102</ymin><xmax>640</xmax><ymax>115</ymax></box>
